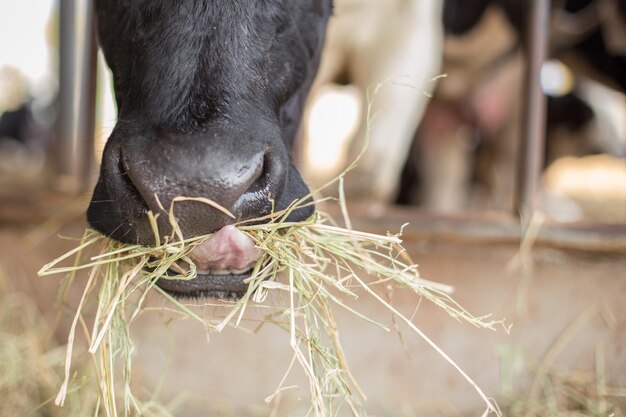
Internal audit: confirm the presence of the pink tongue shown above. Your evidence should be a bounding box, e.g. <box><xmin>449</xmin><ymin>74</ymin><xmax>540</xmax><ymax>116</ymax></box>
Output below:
<box><xmin>190</xmin><ymin>225</ymin><xmax>261</xmax><ymax>274</ymax></box>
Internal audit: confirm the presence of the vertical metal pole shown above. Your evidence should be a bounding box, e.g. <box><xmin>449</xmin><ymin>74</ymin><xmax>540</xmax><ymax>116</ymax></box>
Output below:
<box><xmin>516</xmin><ymin>0</ymin><xmax>550</xmax><ymax>218</ymax></box>
<box><xmin>57</xmin><ymin>0</ymin><xmax>79</xmax><ymax>183</ymax></box>
<box><xmin>56</xmin><ymin>0</ymin><xmax>98</xmax><ymax>193</ymax></box>
<box><xmin>77</xmin><ymin>0</ymin><xmax>98</xmax><ymax>193</ymax></box>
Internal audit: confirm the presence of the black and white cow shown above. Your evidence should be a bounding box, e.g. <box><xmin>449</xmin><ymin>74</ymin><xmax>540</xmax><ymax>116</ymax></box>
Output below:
<box><xmin>408</xmin><ymin>0</ymin><xmax>626</xmax><ymax>211</ymax></box>
<box><xmin>87</xmin><ymin>1</ymin><xmax>332</xmax><ymax>297</ymax></box>
<box><xmin>443</xmin><ymin>0</ymin><xmax>626</xmax><ymax>91</ymax></box>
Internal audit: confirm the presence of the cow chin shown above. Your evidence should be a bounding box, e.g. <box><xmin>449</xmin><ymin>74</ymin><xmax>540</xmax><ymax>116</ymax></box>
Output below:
<box><xmin>156</xmin><ymin>271</ymin><xmax>252</xmax><ymax>300</ymax></box>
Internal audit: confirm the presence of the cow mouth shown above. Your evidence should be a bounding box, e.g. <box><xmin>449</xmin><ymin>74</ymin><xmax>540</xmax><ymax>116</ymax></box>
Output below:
<box><xmin>155</xmin><ymin>225</ymin><xmax>261</xmax><ymax>299</ymax></box>
<box><xmin>156</xmin><ymin>270</ymin><xmax>253</xmax><ymax>299</ymax></box>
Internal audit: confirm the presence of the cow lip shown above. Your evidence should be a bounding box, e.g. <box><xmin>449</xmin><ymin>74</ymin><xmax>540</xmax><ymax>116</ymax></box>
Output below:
<box><xmin>156</xmin><ymin>268</ymin><xmax>252</xmax><ymax>299</ymax></box>
<box><xmin>154</xmin><ymin>224</ymin><xmax>261</xmax><ymax>298</ymax></box>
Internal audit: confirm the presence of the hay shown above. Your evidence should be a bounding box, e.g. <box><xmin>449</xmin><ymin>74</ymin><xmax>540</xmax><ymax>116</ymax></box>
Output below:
<box><xmin>502</xmin><ymin>347</ymin><xmax>626</xmax><ymax>417</ymax></box>
<box><xmin>499</xmin><ymin>306</ymin><xmax>625</xmax><ymax>417</ymax></box>
<box><xmin>38</xmin><ymin>84</ymin><xmax>508</xmax><ymax>417</ymax></box>
<box><xmin>0</xmin><ymin>266</ymin><xmax>99</xmax><ymax>417</ymax></box>
<box><xmin>505</xmin><ymin>369</ymin><xmax>626</xmax><ymax>417</ymax></box>
<box><xmin>39</xmin><ymin>192</ymin><xmax>507</xmax><ymax>417</ymax></box>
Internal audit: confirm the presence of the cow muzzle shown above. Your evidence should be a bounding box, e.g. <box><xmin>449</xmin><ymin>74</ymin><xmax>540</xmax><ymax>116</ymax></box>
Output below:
<box><xmin>87</xmin><ymin>124</ymin><xmax>313</xmax><ymax>297</ymax></box>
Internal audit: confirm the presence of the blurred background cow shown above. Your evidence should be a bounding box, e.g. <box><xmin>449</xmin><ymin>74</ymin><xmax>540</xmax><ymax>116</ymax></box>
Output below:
<box><xmin>1</xmin><ymin>0</ymin><xmax>625</xmax><ymax>221</ymax></box>
<box><xmin>297</xmin><ymin>0</ymin><xmax>626</xmax><ymax>222</ymax></box>
<box><xmin>408</xmin><ymin>0</ymin><xmax>626</xmax><ymax>217</ymax></box>
<box><xmin>298</xmin><ymin>0</ymin><xmax>444</xmax><ymax>203</ymax></box>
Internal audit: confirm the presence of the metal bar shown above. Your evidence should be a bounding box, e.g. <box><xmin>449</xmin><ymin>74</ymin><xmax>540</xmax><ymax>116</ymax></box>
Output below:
<box><xmin>56</xmin><ymin>0</ymin><xmax>79</xmax><ymax>183</ymax></box>
<box><xmin>76</xmin><ymin>0</ymin><xmax>98</xmax><ymax>193</ymax></box>
<box><xmin>516</xmin><ymin>0</ymin><xmax>551</xmax><ymax>219</ymax></box>
<box><xmin>2</xmin><ymin>194</ymin><xmax>625</xmax><ymax>252</ymax></box>
<box><xmin>339</xmin><ymin>206</ymin><xmax>626</xmax><ymax>254</ymax></box>
<box><xmin>55</xmin><ymin>0</ymin><xmax>98</xmax><ymax>193</ymax></box>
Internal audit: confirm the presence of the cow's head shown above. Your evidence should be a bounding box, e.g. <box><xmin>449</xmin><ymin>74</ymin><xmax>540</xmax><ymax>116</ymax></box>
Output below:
<box><xmin>88</xmin><ymin>0</ymin><xmax>332</xmax><ymax>297</ymax></box>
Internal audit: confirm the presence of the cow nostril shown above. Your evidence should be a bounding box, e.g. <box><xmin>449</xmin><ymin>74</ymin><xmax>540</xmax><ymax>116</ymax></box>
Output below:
<box><xmin>233</xmin><ymin>151</ymin><xmax>283</xmax><ymax>217</ymax></box>
<box><xmin>118</xmin><ymin>151</ymin><xmax>151</xmax><ymax>214</ymax></box>
<box><xmin>243</xmin><ymin>152</ymin><xmax>272</xmax><ymax>196</ymax></box>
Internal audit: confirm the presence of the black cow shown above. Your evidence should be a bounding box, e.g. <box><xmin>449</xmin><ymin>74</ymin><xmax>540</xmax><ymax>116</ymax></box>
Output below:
<box><xmin>87</xmin><ymin>1</ymin><xmax>332</xmax><ymax>297</ymax></box>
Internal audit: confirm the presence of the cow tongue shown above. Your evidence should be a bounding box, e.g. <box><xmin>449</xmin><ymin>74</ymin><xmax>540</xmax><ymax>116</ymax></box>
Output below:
<box><xmin>188</xmin><ymin>225</ymin><xmax>261</xmax><ymax>275</ymax></box>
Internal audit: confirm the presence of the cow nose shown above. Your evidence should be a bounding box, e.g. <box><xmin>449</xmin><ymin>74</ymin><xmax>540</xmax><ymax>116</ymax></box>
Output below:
<box><xmin>86</xmin><ymin>128</ymin><xmax>290</xmax><ymax>245</ymax></box>
<box><xmin>123</xmin><ymin>139</ymin><xmax>284</xmax><ymax>242</ymax></box>
<box><xmin>128</xmin><ymin>151</ymin><xmax>271</xmax><ymax>234</ymax></box>
<box><xmin>87</xmin><ymin>123</ymin><xmax>315</xmax><ymax>246</ymax></box>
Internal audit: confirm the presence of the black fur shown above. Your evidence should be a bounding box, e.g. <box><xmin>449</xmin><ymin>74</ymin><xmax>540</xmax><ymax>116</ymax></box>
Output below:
<box><xmin>88</xmin><ymin>0</ymin><xmax>332</xmax><ymax>244</ymax></box>
<box><xmin>442</xmin><ymin>0</ymin><xmax>491</xmax><ymax>35</ymax></box>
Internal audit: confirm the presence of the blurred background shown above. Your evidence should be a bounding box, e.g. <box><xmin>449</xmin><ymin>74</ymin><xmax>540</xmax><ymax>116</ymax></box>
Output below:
<box><xmin>1</xmin><ymin>0</ymin><xmax>625</xmax><ymax>222</ymax></box>
<box><xmin>1</xmin><ymin>0</ymin><xmax>625</xmax><ymax>416</ymax></box>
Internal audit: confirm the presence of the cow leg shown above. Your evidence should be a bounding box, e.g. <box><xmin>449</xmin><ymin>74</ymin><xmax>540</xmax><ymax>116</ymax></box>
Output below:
<box><xmin>450</xmin><ymin>50</ymin><xmax>523</xmax><ymax>212</ymax></box>
<box><xmin>296</xmin><ymin>5</ymin><xmax>351</xmax><ymax>182</ymax></box>
<box><xmin>343</xmin><ymin>0</ymin><xmax>444</xmax><ymax>203</ymax></box>
<box><xmin>417</xmin><ymin>100</ymin><xmax>473</xmax><ymax>212</ymax></box>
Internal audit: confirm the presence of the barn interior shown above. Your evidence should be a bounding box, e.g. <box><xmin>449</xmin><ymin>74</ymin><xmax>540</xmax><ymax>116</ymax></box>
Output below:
<box><xmin>1</xmin><ymin>1</ymin><xmax>625</xmax><ymax>416</ymax></box>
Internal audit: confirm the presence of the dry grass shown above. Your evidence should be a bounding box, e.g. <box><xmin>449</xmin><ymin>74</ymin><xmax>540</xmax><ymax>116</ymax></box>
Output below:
<box><xmin>499</xmin><ymin>305</ymin><xmax>626</xmax><ymax>417</ymax></box>
<box><xmin>0</xmin><ymin>265</ymin><xmax>99</xmax><ymax>417</ymax></box>
<box><xmin>37</xmin><ymin>83</ymin><xmax>508</xmax><ymax>417</ymax></box>
<box><xmin>502</xmin><ymin>347</ymin><xmax>626</xmax><ymax>417</ymax></box>
<box><xmin>38</xmin><ymin>193</ymin><xmax>507</xmax><ymax>417</ymax></box>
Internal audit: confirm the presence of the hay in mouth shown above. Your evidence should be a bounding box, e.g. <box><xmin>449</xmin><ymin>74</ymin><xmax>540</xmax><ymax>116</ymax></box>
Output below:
<box><xmin>38</xmin><ymin>84</ymin><xmax>509</xmax><ymax>417</ymax></box>
<box><xmin>154</xmin><ymin>223</ymin><xmax>261</xmax><ymax>298</ymax></box>
<box><xmin>39</xmin><ymin>196</ymin><xmax>508</xmax><ymax>417</ymax></box>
